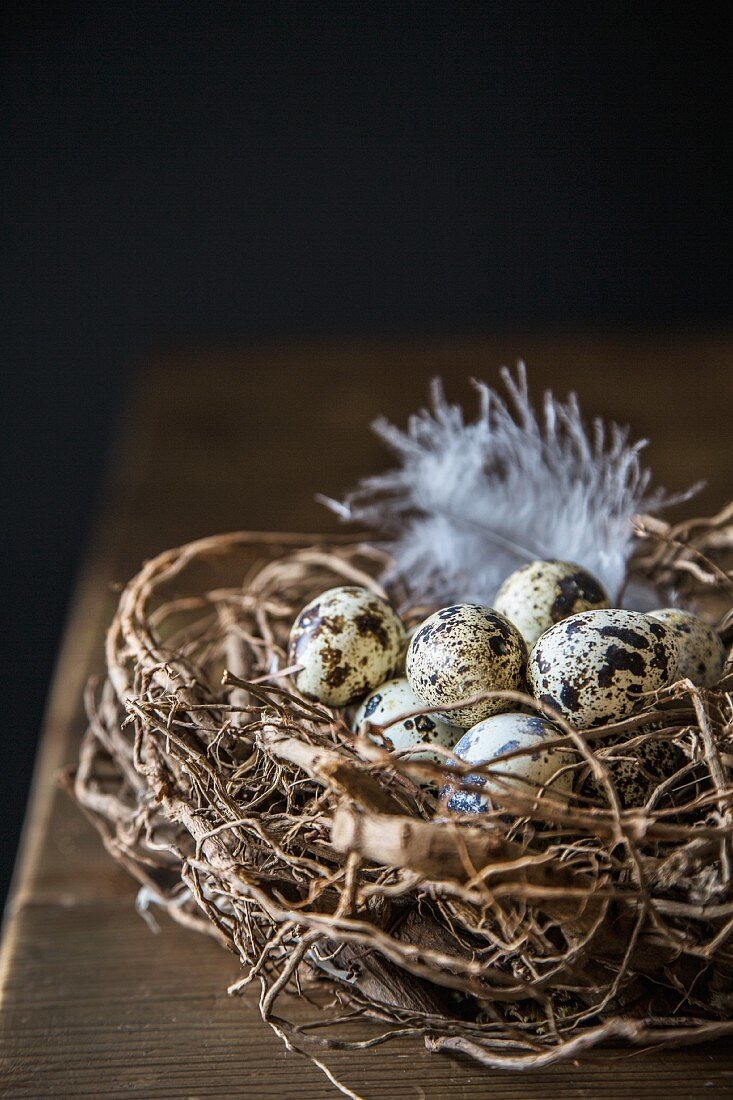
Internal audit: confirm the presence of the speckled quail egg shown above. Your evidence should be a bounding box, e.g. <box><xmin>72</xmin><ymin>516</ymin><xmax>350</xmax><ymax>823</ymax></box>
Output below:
<box><xmin>501</xmin><ymin>990</ymin><xmax>584</xmax><ymax>1030</ymax></box>
<box><xmin>406</xmin><ymin>604</ymin><xmax>528</xmax><ymax>728</ymax></box>
<box><xmin>648</xmin><ymin>608</ymin><xmax>726</xmax><ymax>688</ymax></box>
<box><xmin>528</xmin><ymin>608</ymin><xmax>678</xmax><ymax>729</ymax></box>
<box><xmin>353</xmin><ymin>677</ymin><xmax>460</xmax><ymax>774</ymax></box>
<box><xmin>493</xmin><ymin>559</ymin><xmax>609</xmax><ymax>649</ymax></box>
<box><xmin>581</xmin><ymin>732</ymin><xmax>686</xmax><ymax>809</ymax></box>
<box><xmin>440</xmin><ymin>712</ymin><xmax>573</xmax><ymax>814</ymax></box>
<box><xmin>288</xmin><ymin>586</ymin><xmax>405</xmax><ymax>706</ymax></box>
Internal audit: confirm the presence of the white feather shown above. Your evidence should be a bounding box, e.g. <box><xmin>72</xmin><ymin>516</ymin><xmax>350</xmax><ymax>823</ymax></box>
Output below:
<box><xmin>319</xmin><ymin>364</ymin><xmax>700</xmax><ymax>605</ymax></box>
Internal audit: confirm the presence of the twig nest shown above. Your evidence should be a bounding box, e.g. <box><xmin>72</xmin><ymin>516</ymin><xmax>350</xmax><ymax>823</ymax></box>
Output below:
<box><xmin>406</xmin><ymin>604</ymin><xmax>528</xmax><ymax>728</ymax></box>
<box><xmin>528</xmin><ymin>609</ymin><xmax>678</xmax><ymax>729</ymax></box>
<box><xmin>353</xmin><ymin>677</ymin><xmax>460</xmax><ymax>776</ymax></box>
<box><xmin>71</xmin><ymin>508</ymin><xmax>733</xmax><ymax>1073</ymax></box>
<box><xmin>493</xmin><ymin>559</ymin><xmax>609</xmax><ymax>648</ymax></box>
<box><xmin>288</xmin><ymin>585</ymin><xmax>405</xmax><ymax>705</ymax></box>
<box><xmin>440</xmin><ymin>712</ymin><xmax>573</xmax><ymax>814</ymax></box>
<box><xmin>648</xmin><ymin>608</ymin><xmax>726</xmax><ymax>688</ymax></box>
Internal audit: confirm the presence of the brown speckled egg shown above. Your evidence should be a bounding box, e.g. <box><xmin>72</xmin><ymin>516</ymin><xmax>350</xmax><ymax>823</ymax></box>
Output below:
<box><xmin>581</xmin><ymin>733</ymin><xmax>686</xmax><ymax>809</ymax></box>
<box><xmin>440</xmin><ymin>712</ymin><xmax>573</xmax><ymax>814</ymax></box>
<box><xmin>288</xmin><ymin>586</ymin><xmax>404</xmax><ymax>706</ymax></box>
<box><xmin>501</xmin><ymin>990</ymin><xmax>584</xmax><ymax>1029</ymax></box>
<box><xmin>648</xmin><ymin>608</ymin><xmax>725</xmax><ymax>688</ymax></box>
<box><xmin>354</xmin><ymin>677</ymin><xmax>460</xmax><ymax>777</ymax></box>
<box><xmin>406</xmin><ymin>604</ymin><xmax>528</xmax><ymax>728</ymax></box>
<box><xmin>494</xmin><ymin>559</ymin><xmax>609</xmax><ymax>648</ymax></box>
<box><xmin>528</xmin><ymin>609</ymin><xmax>678</xmax><ymax>729</ymax></box>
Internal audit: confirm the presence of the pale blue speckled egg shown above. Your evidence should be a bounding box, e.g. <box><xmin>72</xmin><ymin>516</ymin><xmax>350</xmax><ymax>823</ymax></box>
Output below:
<box><xmin>440</xmin><ymin>712</ymin><xmax>573</xmax><ymax>814</ymax></box>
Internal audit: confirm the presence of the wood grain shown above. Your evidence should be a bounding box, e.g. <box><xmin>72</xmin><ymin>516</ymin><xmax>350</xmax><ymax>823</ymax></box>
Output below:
<box><xmin>2</xmin><ymin>335</ymin><xmax>732</xmax><ymax>1097</ymax></box>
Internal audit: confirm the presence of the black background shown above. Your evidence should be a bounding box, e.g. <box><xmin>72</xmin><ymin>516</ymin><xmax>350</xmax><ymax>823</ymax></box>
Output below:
<box><xmin>1</xmin><ymin>2</ymin><xmax>731</xmax><ymax>903</ymax></box>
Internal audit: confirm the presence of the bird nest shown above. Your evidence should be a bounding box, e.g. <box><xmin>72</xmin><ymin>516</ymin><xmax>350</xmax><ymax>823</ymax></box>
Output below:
<box><xmin>68</xmin><ymin>507</ymin><xmax>733</xmax><ymax>1090</ymax></box>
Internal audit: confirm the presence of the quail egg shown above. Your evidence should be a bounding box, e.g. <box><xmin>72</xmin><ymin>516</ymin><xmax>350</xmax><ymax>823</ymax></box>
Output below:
<box><xmin>288</xmin><ymin>586</ymin><xmax>405</xmax><ymax>705</ymax></box>
<box><xmin>648</xmin><ymin>608</ymin><xmax>725</xmax><ymax>688</ymax></box>
<box><xmin>581</xmin><ymin>732</ymin><xmax>686</xmax><ymax>809</ymax></box>
<box><xmin>406</xmin><ymin>604</ymin><xmax>528</xmax><ymax>728</ymax></box>
<box><xmin>354</xmin><ymin>677</ymin><xmax>460</xmax><ymax>774</ymax></box>
<box><xmin>528</xmin><ymin>608</ymin><xmax>678</xmax><ymax>729</ymax></box>
<box><xmin>440</xmin><ymin>712</ymin><xmax>573</xmax><ymax>814</ymax></box>
<box><xmin>501</xmin><ymin>990</ymin><xmax>584</xmax><ymax>1030</ymax></box>
<box><xmin>494</xmin><ymin>559</ymin><xmax>609</xmax><ymax>648</ymax></box>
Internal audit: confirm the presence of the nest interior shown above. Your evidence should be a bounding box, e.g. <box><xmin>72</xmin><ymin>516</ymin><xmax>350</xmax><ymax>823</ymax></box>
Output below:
<box><xmin>69</xmin><ymin>509</ymin><xmax>733</xmax><ymax>1081</ymax></box>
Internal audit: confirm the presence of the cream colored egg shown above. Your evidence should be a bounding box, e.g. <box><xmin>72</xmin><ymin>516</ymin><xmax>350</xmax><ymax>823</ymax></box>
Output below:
<box><xmin>288</xmin><ymin>586</ymin><xmax>404</xmax><ymax>706</ymax></box>
<box><xmin>528</xmin><ymin>609</ymin><xmax>678</xmax><ymax>730</ymax></box>
<box><xmin>648</xmin><ymin>608</ymin><xmax>725</xmax><ymax>688</ymax></box>
<box><xmin>440</xmin><ymin>713</ymin><xmax>572</xmax><ymax>814</ymax></box>
<box><xmin>354</xmin><ymin>677</ymin><xmax>460</xmax><ymax>774</ymax></box>
<box><xmin>494</xmin><ymin>559</ymin><xmax>609</xmax><ymax>648</ymax></box>
<box><xmin>406</xmin><ymin>604</ymin><xmax>528</xmax><ymax>729</ymax></box>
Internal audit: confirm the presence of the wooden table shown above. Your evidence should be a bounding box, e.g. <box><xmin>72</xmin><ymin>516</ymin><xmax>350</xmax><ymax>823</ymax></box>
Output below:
<box><xmin>2</xmin><ymin>335</ymin><xmax>732</xmax><ymax>1098</ymax></box>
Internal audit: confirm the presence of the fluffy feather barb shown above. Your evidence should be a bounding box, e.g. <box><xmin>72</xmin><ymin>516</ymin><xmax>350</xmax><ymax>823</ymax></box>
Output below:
<box><xmin>319</xmin><ymin>364</ymin><xmax>698</xmax><ymax>605</ymax></box>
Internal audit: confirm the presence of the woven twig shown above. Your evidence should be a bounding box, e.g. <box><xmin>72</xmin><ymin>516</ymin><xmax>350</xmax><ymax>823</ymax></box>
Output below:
<box><xmin>66</xmin><ymin>514</ymin><xmax>733</xmax><ymax>1092</ymax></box>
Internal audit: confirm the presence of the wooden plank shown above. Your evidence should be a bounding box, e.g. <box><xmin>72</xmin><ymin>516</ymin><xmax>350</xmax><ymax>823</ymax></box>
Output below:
<box><xmin>2</xmin><ymin>335</ymin><xmax>732</xmax><ymax>1097</ymax></box>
